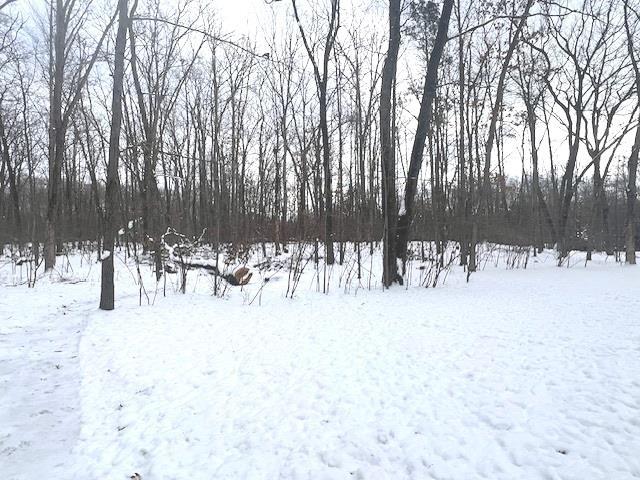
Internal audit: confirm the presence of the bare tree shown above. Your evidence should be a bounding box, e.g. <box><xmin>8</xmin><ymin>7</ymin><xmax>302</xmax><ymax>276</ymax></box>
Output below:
<box><xmin>480</xmin><ymin>0</ymin><xmax>536</xmax><ymax>216</ymax></box>
<box><xmin>624</xmin><ymin>0</ymin><xmax>639</xmax><ymax>264</ymax></box>
<box><xmin>394</xmin><ymin>0</ymin><xmax>454</xmax><ymax>281</ymax></box>
<box><xmin>45</xmin><ymin>0</ymin><xmax>117</xmax><ymax>270</ymax></box>
<box><xmin>380</xmin><ymin>0</ymin><xmax>401</xmax><ymax>287</ymax></box>
<box><xmin>100</xmin><ymin>0</ymin><xmax>130</xmax><ymax>310</ymax></box>
<box><xmin>291</xmin><ymin>0</ymin><xmax>339</xmax><ymax>266</ymax></box>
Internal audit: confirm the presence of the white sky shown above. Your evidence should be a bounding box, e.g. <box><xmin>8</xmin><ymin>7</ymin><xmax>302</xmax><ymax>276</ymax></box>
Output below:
<box><xmin>7</xmin><ymin>0</ymin><xmax>636</xmax><ymax>179</ymax></box>
<box><xmin>212</xmin><ymin>0</ymin><xmax>269</xmax><ymax>33</ymax></box>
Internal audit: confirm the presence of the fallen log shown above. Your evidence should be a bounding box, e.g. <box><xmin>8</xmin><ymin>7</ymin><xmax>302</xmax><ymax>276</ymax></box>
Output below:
<box><xmin>166</xmin><ymin>256</ymin><xmax>252</xmax><ymax>286</ymax></box>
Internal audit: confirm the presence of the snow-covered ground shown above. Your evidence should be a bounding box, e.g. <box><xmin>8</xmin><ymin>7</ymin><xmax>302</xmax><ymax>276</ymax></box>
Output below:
<box><xmin>1</xmin><ymin>245</ymin><xmax>639</xmax><ymax>479</ymax></box>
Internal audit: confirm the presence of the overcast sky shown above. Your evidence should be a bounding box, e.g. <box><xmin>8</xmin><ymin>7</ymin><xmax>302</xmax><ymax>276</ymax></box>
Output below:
<box><xmin>9</xmin><ymin>0</ymin><xmax>633</xmax><ymax>178</ymax></box>
<box><xmin>213</xmin><ymin>0</ymin><xmax>269</xmax><ymax>33</ymax></box>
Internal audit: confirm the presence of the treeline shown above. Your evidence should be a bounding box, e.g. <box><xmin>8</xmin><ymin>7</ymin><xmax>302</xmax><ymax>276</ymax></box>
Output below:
<box><xmin>0</xmin><ymin>0</ymin><xmax>639</xmax><ymax>294</ymax></box>
<box><xmin>0</xmin><ymin>169</ymin><xmax>635</xmax><ymax>252</ymax></box>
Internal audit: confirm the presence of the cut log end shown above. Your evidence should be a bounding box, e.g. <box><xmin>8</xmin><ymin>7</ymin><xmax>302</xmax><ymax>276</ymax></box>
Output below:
<box><xmin>232</xmin><ymin>267</ymin><xmax>252</xmax><ymax>286</ymax></box>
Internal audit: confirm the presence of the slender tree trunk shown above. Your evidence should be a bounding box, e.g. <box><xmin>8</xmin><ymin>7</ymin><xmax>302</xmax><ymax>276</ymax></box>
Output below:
<box><xmin>291</xmin><ymin>0</ymin><xmax>338</xmax><ymax>266</ymax></box>
<box><xmin>45</xmin><ymin>0</ymin><xmax>66</xmax><ymax>270</ymax></box>
<box><xmin>0</xmin><ymin>110</ymin><xmax>21</xmax><ymax>242</ymax></box>
<box><xmin>395</xmin><ymin>0</ymin><xmax>454</xmax><ymax>279</ymax></box>
<box><xmin>320</xmin><ymin>85</ymin><xmax>334</xmax><ymax>265</ymax></box>
<box><xmin>100</xmin><ymin>0</ymin><xmax>129</xmax><ymax>310</ymax></box>
<box><xmin>456</xmin><ymin>3</ymin><xmax>468</xmax><ymax>266</ymax></box>
<box><xmin>625</xmin><ymin>0</ymin><xmax>639</xmax><ymax>264</ymax></box>
<box><xmin>45</xmin><ymin>0</ymin><xmax>116</xmax><ymax>269</ymax></box>
<box><xmin>380</xmin><ymin>0</ymin><xmax>401</xmax><ymax>287</ymax></box>
<box><xmin>626</xmin><ymin>127</ymin><xmax>638</xmax><ymax>263</ymax></box>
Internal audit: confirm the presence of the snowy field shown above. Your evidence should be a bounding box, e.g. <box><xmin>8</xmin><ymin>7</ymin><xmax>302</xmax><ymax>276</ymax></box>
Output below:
<box><xmin>1</xmin><ymin>245</ymin><xmax>640</xmax><ymax>480</ymax></box>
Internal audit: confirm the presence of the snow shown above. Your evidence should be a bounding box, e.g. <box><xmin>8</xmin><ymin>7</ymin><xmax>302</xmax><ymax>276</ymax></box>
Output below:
<box><xmin>1</xmin><ymin>246</ymin><xmax>640</xmax><ymax>479</ymax></box>
<box><xmin>100</xmin><ymin>250</ymin><xmax>111</xmax><ymax>260</ymax></box>
<box><xmin>0</xmin><ymin>287</ymin><xmax>85</xmax><ymax>480</ymax></box>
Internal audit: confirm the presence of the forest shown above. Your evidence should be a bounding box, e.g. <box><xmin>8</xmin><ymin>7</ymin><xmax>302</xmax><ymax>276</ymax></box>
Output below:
<box><xmin>0</xmin><ymin>0</ymin><xmax>639</xmax><ymax>305</ymax></box>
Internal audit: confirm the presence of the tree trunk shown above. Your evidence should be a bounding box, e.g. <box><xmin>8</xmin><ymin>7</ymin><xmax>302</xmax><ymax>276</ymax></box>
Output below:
<box><xmin>395</xmin><ymin>0</ymin><xmax>454</xmax><ymax>279</ymax></box>
<box><xmin>291</xmin><ymin>0</ymin><xmax>339</xmax><ymax>266</ymax></box>
<box><xmin>626</xmin><ymin>125</ymin><xmax>638</xmax><ymax>264</ymax></box>
<box><xmin>45</xmin><ymin>0</ymin><xmax>66</xmax><ymax>270</ymax></box>
<box><xmin>380</xmin><ymin>0</ymin><xmax>401</xmax><ymax>287</ymax></box>
<box><xmin>100</xmin><ymin>0</ymin><xmax>129</xmax><ymax>310</ymax></box>
<box><xmin>625</xmin><ymin>0</ymin><xmax>639</xmax><ymax>264</ymax></box>
<box><xmin>0</xmin><ymin>109</ymin><xmax>21</xmax><ymax>242</ymax></box>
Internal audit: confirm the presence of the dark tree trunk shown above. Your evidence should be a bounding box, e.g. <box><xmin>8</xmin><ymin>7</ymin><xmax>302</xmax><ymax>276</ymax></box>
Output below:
<box><xmin>291</xmin><ymin>0</ymin><xmax>339</xmax><ymax>266</ymax></box>
<box><xmin>625</xmin><ymin>0</ymin><xmax>639</xmax><ymax>264</ymax></box>
<box><xmin>45</xmin><ymin>0</ymin><xmax>67</xmax><ymax>270</ymax></box>
<box><xmin>626</xmin><ymin>126</ymin><xmax>638</xmax><ymax>264</ymax></box>
<box><xmin>100</xmin><ymin>0</ymin><xmax>129</xmax><ymax>310</ymax></box>
<box><xmin>395</xmin><ymin>0</ymin><xmax>454</xmax><ymax>279</ymax></box>
<box><xmin>0</xmin><ymin>110</ymin><xmax>21</xmax><ymax>242</ymax></box>
<box><xmin>380</xmin><ymin>0</ymin><xmax>401</xmax><ymax>287</ymax></box>
<box><xmin>45</xmin><ymin>0</ymin><xmax>115</xmax><ymax>270</ymax></box>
